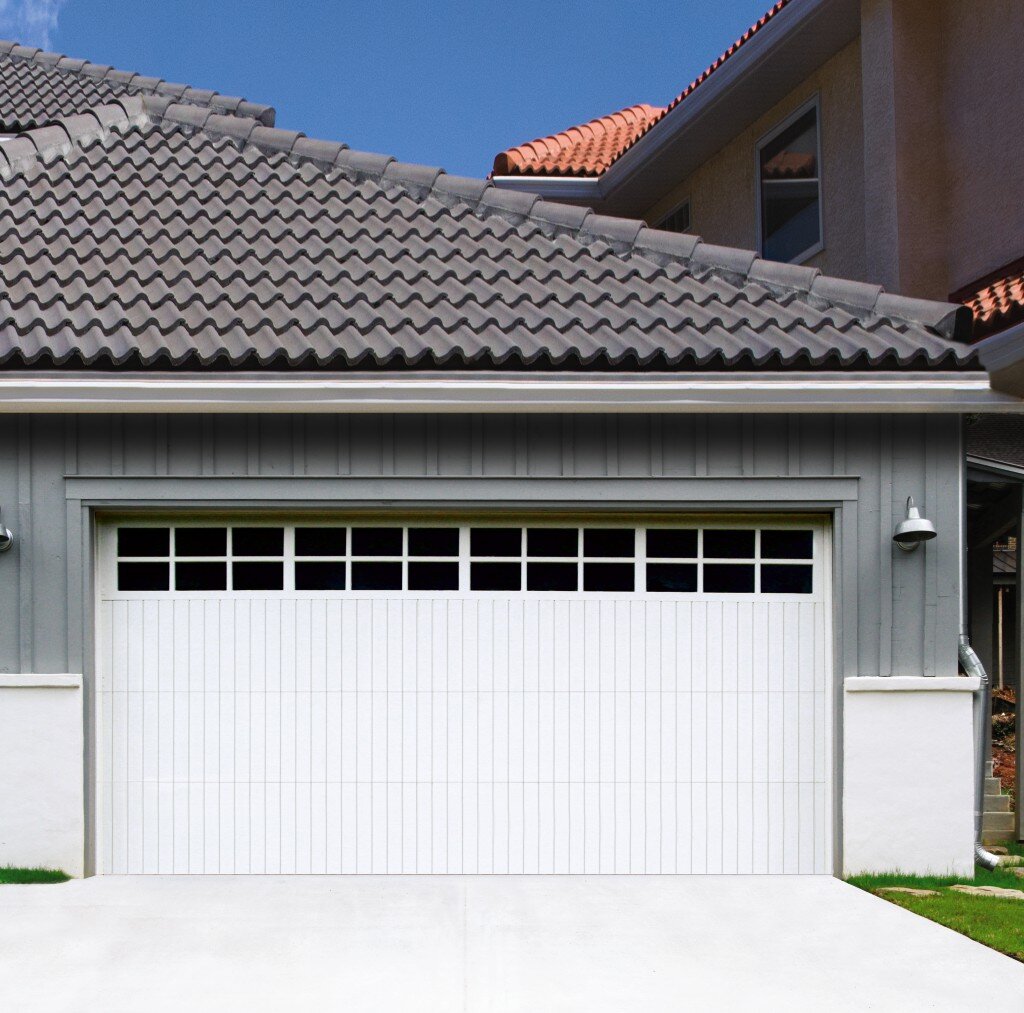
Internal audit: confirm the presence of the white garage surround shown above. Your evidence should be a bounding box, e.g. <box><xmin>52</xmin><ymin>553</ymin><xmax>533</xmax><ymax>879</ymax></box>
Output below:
<box><xmin>96</xmin><ymin>517</ymin><xmax>833</xmax><ymax>875</ymax></box>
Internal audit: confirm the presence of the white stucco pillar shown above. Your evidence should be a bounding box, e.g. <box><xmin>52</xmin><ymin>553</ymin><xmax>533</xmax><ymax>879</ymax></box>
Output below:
<box><xmin>843</xmin><ymin>676</ymin><xmax>978</xmax><ymax>877</ymax></box>
<box><xmin>0</xmin><ymin>674</ymin><xmax>84</xmax><ymax>877</ymax></box>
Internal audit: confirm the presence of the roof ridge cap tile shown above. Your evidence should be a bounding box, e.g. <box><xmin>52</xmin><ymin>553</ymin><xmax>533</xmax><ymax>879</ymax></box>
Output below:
<box><xmin>0</xmin><ymin>38</ymin><xmax>276</xmax><ymax>126</ymax></box>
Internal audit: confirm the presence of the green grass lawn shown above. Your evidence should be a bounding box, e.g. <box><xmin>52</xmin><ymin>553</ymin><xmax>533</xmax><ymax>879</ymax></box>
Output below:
<box><xmin>0</xmin><ymin>866</ymin><xmax>71</xmax><ymax>884</ymax></box>
<box><xmin>848</xmin><ymin>842</ymin><xmax>1024</xmax><ymax>962</ymax></box>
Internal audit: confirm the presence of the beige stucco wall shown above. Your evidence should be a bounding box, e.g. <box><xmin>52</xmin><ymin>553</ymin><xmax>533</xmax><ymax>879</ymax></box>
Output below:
<box><xmin>941</xmin><ymin>0</ymin><xmax>1024</xmax><ymax>294</ymax></box>
<box><xmin>646</xmin><ymin>40</ymin><xmax>866</xmax><ymax>283</ymax></box>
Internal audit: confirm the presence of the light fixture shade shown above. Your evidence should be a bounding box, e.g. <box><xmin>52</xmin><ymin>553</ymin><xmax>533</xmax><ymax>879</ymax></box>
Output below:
<box><xmin>892</xmin><ymin>496</ymin><xmax>936</xmax><ymax>550</ymax></box>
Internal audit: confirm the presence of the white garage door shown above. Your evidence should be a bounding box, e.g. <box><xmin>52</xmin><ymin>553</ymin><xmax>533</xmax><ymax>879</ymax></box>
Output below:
<box><xmin>97</xmin><ymin>517</ymin><xmax>832</xmax><ymax>875</ymax></box>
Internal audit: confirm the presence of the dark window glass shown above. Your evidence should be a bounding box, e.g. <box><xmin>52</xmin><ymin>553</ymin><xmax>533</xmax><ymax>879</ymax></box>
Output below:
<box><xmin>175</xmin><ymin>561</ymin><xmax>227</xmax><ymax>591</ymax></box>
<box><xmin>471</xmin><ymin>561</ymin><xmax>521</xmax><ymax>591</ymax></box>
<box><xmin>527</xmin><ymin>528</ymin><xmax>578</xmax><ymax>558</ymax></box>
<box><xmin>646</xmin><ymin>529</ymin><xmax>698</xmax><ymax>558</ymax></box>
<box><xmin>295</xmin><ymin>561</ymin><xmax>346</xmax><ymax>591</ymax></box>
<box><xmin>761</xmin><ymin>564</ymin><xmax>813</xmax><ymax>594</ymax></box>
<box><xmin>408</xmin><ymin>561</ymin><xmax>460</xmax><ymax>591</ymax></box>
<box><xmin>646</xmin><ymin>563</ymin><xmax>697</xmax><ymax>593</ymax></box>
<box><xmin>351</xmin><ymin>528</ymin><xmax>402</xmax><ymax>556</ymax></box>
<box><xmin>527</xmin><ymin>562</ymin><xmax>578</xmax><ymax>591</ymax></box>
<box><xmin>232</xmin><ymin>527</ymin><xmax>284</xmax><ymax>557</ymax></box>
<box><xmin>658</xmin><ymin>201</ymin><xmax>690</xmax><ymax>234</ymax></box>
<box><xmin>760</xmin><ymin>529</ymin><xmax>813</xmax><ymax>560</ymax></box>
<box><xmin>703</xmin><ymin>530</ymin><xmax>755</xmax><ymax>559</ymax></box>
<box><xmin>117</xmin><ymin>527</ymin><xmax>170</xmax><ymax>558</ymax></box>
<box><xmin>759</xmin><ymin>107</ymin><xmax>820</xmax><ymax>262</ymax></box>
<box><xmin>583</xmin><ymin>528</ymin><xmax>635</xmax><ymax>558</ymax></box>
<box><xmin>584</xmin><ymin>562</ymin><xmax>634</xmax><ymax>592</ymax></box>
<box><xmin>233</xmin><ymin>561</ymin><xmax>284</xmax><ymax>591</ymax></box>
<box><xmin>703</xmin><ymin>563</ymin><xmax>755</xmax><ymax>593</ymax></box>
<box><xmin>408</xmin><ymin>527</ymin><xmax>459</xmax><ymax>557</ymax></box>
<box><xmin>175</xmin><ymin>528</ymin><xmax>227</xmax><ymax>557</ymax></box>
<box><xmin>295</xmin><ymin>527</ymin><xmax>347</xmax><ymax>557</ymax></box>
<box><xmin>351</xmin><ymin>561</ymin><xmax>402</xmax><ymax>590</ymax></box>
<box><xmin>470</xmin><ymin>528</ymin><xmax>521</xmax><ymax>557</ymax></box>
<box><xmin>118</xmin><ymin>561</ymin><xmax>170</xmax><ymax>591</ymax></box>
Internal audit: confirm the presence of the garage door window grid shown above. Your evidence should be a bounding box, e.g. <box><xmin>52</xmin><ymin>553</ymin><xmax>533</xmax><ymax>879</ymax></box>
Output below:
<box><xmin>115</xmin><ymin>524</ymin><xmax>814</xmax><ymax>596</ymax></box>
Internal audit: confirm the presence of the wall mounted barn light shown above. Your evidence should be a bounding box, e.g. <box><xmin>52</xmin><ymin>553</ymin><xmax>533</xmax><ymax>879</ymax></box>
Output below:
<box><xmin>0</xmin><ymin>508</ymin><xmax>12</xmax><ymax>553</ymax></box>
<box><xmin>892</xmin><ymin>496</ymin><xmax>936</xmax><ymax>551</ymax></box>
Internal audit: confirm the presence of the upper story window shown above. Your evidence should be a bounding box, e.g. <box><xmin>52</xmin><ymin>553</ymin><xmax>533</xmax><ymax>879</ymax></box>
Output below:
<box><xmin>657</xmin><ymin>199</ymin><xmax>690</xmax><ymax>234</ymax></box>
<box><xmin>756</xmin><ymin>100</ymin><xmax>822</xmax><ymax>264</ymax></box>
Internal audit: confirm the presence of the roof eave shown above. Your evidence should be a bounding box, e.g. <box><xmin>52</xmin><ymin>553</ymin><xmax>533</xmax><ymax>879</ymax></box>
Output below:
<box><xmin>976</xmin><ymin>320</ymin><xmax>1024</xmax><ymax>399</ymax></box>
<box><xmin>595</xmin><ymin>0</ymin><xmax>860</xmax><ymax>217</ymax></box>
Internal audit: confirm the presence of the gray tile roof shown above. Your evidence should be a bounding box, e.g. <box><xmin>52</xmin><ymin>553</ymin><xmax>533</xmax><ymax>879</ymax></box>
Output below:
<box><xmin>0</xmin><ymin>94</ymin><xmax>977</xmax><ymax>373</ymax></box>
<box><xmin>0</xmin><ymin>40</ymin><xmax>274</xmax><ymax>133</ymax></box>
<box><xmin>967</xmin><ymin>415</ymin><xmax>1024</xmax><ymax>468</ymax></box>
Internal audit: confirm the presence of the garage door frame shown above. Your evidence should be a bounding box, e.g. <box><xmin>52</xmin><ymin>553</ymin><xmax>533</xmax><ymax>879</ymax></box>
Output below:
<box><xmin>81</xmin><ymin>477</ymin><xmax>853</xmax><ymax>876</ymax></box>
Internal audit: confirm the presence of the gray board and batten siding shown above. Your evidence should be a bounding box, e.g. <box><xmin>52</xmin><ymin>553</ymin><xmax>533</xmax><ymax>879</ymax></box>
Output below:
<box><xmin>1</xmin><ymin>409</ymin><xmax>962</xmax><ymax>875</ymax></box>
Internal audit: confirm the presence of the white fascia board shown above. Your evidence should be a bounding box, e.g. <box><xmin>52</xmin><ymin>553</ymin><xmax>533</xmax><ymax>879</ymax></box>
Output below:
<box><xmin>491</xmin><ymin>176</ymin><xmax>602</xmax><ymax>201</ymax></box>
<box><xmin>0</xmin><ymin>372</ymin><xmax>1017</xmax><ymax>414</ymax></box>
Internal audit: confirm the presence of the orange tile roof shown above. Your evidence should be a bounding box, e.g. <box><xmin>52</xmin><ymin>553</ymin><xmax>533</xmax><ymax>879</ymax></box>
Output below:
<box><xmin>493</xmin><ymin>0</ymin><xmax>790</xmax><ymax>178</ymax></box>
<box><xmin>493</xmin><ymin>103</ymin><xmax>665</xmax><ymax>177</ymax></box>
<box><xmin>962</xmin><ymin>261</ymin><xmax>1024</xmax><ymax>338</ymax></box>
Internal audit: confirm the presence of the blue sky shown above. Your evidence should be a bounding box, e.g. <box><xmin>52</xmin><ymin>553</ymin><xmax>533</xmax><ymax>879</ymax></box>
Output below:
<box><xmin>2</xmin><ymin>0</ymin><xmax>772</xmax><ymax>177</ymax></box>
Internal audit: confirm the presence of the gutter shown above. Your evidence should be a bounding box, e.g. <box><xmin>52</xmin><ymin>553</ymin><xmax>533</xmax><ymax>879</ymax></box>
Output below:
<box><xmin>959</xmin><ymin>433</ymin><xmax>1001</xmax><ymax>870</ymax></box>
<box><xmin>0</xmin><ymin>372</ymin><xmax>1015</xmax><ymax>414</ymax></box>
<box><xmin>490</xmin><ymin>176</ymin><xmax>601</xmax><ymax>203</ymax></box>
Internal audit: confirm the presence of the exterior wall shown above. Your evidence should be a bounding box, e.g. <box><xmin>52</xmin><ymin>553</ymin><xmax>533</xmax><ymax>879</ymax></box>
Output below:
<box><xmin>843</xmin><ymin>677</ymin><xmax>977</xmax><ymax>876</ymax></box>
<box><xmin>941</xmin><ymin>0</ymin><xmax>1024</xmax><ymax>294</ymax></box>
<box><xmin>645</xmin><ymin>40</ymin><xmax>866</xmax><ymax>284</ymax></box>
<box><xmin>0</xmin><ymin>675</ymin><xmax>84</xmax><ymax>876</ymax></box>
<box><xmin>0</xmin><ymin>411</ymin><xmax>965</xmax><ymax>873</ymax></box>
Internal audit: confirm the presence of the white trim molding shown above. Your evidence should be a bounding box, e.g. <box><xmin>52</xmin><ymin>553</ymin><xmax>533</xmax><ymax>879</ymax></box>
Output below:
<box><xmin>0</xmin><ymin>673</ymin><xmax>82</xmax><ymax>688</ymax></box>
<box><xmin>0</xmin><ymin>372</ymin><xmax>1015</xmax><ymax>414</ymax></box>
<box><xmin>845</xmin><ymin>676</ymin><xmax>979</xmax><ymax>692</ymax></box>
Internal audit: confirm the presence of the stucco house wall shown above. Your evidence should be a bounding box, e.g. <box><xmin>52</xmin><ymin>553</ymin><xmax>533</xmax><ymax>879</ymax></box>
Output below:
<box><xmin>645</xmin><ymin>39</ymin><xmax>866</xmax><ymax>284</ymax></box>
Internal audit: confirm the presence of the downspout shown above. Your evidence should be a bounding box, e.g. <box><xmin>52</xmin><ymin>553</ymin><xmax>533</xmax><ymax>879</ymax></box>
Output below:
<box><xmin>959</xmin><ymin>434</ymin><xmax>1001</xmax><ymax>870</ymax></box>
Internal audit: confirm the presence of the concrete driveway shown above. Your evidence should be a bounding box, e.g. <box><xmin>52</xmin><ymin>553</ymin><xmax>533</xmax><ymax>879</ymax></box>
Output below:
<box><xmin>1</xmin><ymin>876</ymin><xmax>1022</xmax><ymax>1012</ymax></box>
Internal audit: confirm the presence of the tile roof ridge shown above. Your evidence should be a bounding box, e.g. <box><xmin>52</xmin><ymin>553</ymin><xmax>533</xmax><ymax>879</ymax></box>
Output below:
<box><xmin>2</xmin><ymin>94</ymin><xmax>973</xmax><ymax>346</ymax></box>
<box><xmin>0</xmin><ymin>38</ymin><xmax>275</xmax><ymax>125</ymax></box>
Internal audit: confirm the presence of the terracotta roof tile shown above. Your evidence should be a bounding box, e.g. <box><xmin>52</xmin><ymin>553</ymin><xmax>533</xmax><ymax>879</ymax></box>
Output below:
<box><xmin>962</xmin><ymin>261</ymin><xmax>1024</xmax><ymax>338</ymax></box>
<box><xmin>493</xmin><ymin>1</ymin><xmax>790</xmax><ymax>178</ymax></box>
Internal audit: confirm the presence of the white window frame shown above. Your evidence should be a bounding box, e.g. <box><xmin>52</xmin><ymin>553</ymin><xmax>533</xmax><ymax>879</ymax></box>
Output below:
<box><xmin>656</xmin><ymin>196</ymin><xmax>691</xmax><ymax>234</ymax></box>
<box><xmin>754</xmin><ymin>95</ymin><xmax>824</xmax><ymax>265</ymax></box>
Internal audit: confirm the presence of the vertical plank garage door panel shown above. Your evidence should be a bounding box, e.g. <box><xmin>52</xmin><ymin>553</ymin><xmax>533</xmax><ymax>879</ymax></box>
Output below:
<box><xmin>97</xmin><ymin>520</ymin><xmax>832</xmax><ymax>874</ymax></box>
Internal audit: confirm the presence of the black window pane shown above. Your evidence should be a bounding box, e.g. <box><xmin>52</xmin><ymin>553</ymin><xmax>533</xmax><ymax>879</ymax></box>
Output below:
<box><xmin>118</xmin><ymin>527</ymin><xmax>170</xmax><ymax>558</ymax></box>
<box><xmin>646</xmin><ymin>529</ymin><xmax>698</xmax><ymax>558</ymax></box>
<box><xmin>471</xmin><ymin>561</ymin><xmax>521</xmax><ymax>591</ymax></box>
<box><xmin>351</xmin><ymin>528</ymin><xmax>402</xmax><ymax>556</ymax></box>
<box><xmin>408</xmin><ymin>527</ymin><xmax>459</xmax><ymax>557</ymax></box>
<box><xmin>703</xmin><ymin>563</ymin><xmax>755</xmax><ymax>593</ymax></box>
<box><xmin>703</xmin><ymin>530</ymin><xmax>755</xmax><ymax>559</ymax></box>
<box><xmin>527</xmin><ymin>562</ymin><xmax>578</xmax><ymax>591</ymax></box>
<box><xmin>351</xmin><ymin>561</ymin><xmax>402</xmax><ymax>590</ymax></box>
<box><xmin>646</xmin><ymin>563</ymin><xmax>697</xmax><ymax>593</ymax></box>
<box><xmin>408</xmin><ymin>561</ymin><xmax>460</xmax><ymax>591</ymax></box>
<box><xmin>295</xmin><ymin>561</ymin><xmax>346</xmax><ymax>591</ymax></box>
<box><xmin>760</xmin><ymin>108</ymin><xmax>820</xmax><ymax>262</ymax></box>
<box><xmin>583</xmin><ymin>528</ymin><xmax>635</xmax><ymax>558</ymax></box>
<box><xmin>175</xmin><ymin>528</ymin><xmax>227</xmax><ymax>557</ymax></box>
<box><xmin>527</xmin><ymin>528</ymin><xmax>578</xmax><ymax>558</ymax></box>
<box><xmin>584</xmin><ymin>562</ymin><xmax>634</xmax><ymax>592</ymax></box>
<box><xmin>762</xmin><ymin>564</ymin><xmax>813</xmax><ymax>594</ymax></box>
<box><xmin>233</xmin><ymin>561</ymin><xmax>284</xmax><ymax>591</ymax></box>
<box><xmin>761</xmin><ymin>530</ymin><xmax>813</xmax><ymax>559</ymax></box>
<box><xmin>232</xmin><ymin>527</ymin><xmax>284</xmax><ymax>557</ymax></box>
<box><xmin>295</xmin><ymin>527</ymin><xmax>347</xmax><ymax>557</ymax></box>
<box><xmin>118</xmin><ymin>561</ymin><xmax>169</xmax><ymax>591</ymax></box>
<box><xmin>175</xmin><ymin>561</ymin><xmax>227</xmax><ymax>591</ymax></box>
<box><xmin>470</xmin><ymin>528</ymin><xmax>521</xmax><ymax>557</ymax></box>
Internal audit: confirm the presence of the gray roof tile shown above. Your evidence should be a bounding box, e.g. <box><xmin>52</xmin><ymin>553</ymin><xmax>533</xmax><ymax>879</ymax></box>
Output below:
<box><xmin>0</xmin><ymin>95</ymin><xmax>978</xmax><ymax>373</ymax></box>
<box><xmin>0</xmin><ymin>40</ymin><xmax>274</xmax><ymax>132</ymax></box>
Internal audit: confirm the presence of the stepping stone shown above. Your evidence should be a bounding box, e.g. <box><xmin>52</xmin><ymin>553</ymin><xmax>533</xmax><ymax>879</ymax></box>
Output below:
<box><xmin>987</xmin><ymin>846</ymin><xmax>1010</xmax><ymax>855</ymax></box>
<box><xmin>997</xmin><ymin>855</ymin><xmax>1024</xmax><ymax>867</ymax></box>
<box><xmin>877</xmin><ymin>887</ymin><xmax>939</xmax><ymax>898</ymax></box>
<box><xmin>950</xmin><ymin>884</ymin><xmax>1024</xmax><ymax>900</ymax></box>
